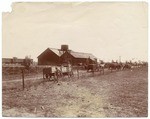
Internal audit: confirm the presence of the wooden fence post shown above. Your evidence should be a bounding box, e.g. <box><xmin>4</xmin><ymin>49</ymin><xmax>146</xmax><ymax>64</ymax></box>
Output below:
<box><xmin>103</xmin><ymin>68</ymin><xmax>105</xmax><ymax>75</ymax></box>
<box><xmin>100</xmin><ymin>68</ymin><xmax>101</xmax><ymax>75</ymax></box>
<box><xmin>93</xmin><ymin>70</ymin><xmax>94</xmax><ymax>77</ymax></box>
<box><xmin>21</xmin><ymin>69</ymin><xmax>25</xmax><ymax>90</ymax></box>
<box><xmin>77</xmin><ymin>66</ymin><xmax>79</xmax><ymax>79</ymax></box>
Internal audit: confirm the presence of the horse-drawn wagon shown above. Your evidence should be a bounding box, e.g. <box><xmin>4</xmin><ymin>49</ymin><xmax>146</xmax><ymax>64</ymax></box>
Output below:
<box><xmin>43</xmin><ymin>64</ymin><xmax>73</xmax><ymax>81</ymax></box>
<box><xmin>86</xmin><ymin>63</ymin><xmax>105</xmax><ymax>74</ymax></box>
<box><xmin>86</xmin><ymin>64</ymin><xmax>99</xmax><ymax>72</ymax></box>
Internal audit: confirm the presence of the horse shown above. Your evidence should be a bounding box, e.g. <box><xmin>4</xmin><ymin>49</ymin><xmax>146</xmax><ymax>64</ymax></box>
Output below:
<box><xmin>105</xmin><ymin>62</ymin><xmax>122</xmax><ymax>72</ymax></box>
<box><xmin>86</xmin><ymin>64</ymin><xmax>99</xmax><ymax>72</ymax></box>
<box><xmin>122</xmin><ymin>63</ymin><xmax>131</xmax><ymax>70</ymax></box>
<box><xmin>116</xmin><ymin>63</ymin><xmax>123</xmax><ymax>70</ymax></box>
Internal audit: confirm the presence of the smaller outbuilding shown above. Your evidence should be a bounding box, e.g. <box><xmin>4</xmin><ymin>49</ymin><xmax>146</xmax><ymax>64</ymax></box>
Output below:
<box><xmin>2</xmin><ymin>57</ymin><xmax>33</xmax><ymax>66</ymax></box>
<box><xmin>60</xmin><ymin>51</ymin><xmax>97</xmax><ymax>65</ymax></box>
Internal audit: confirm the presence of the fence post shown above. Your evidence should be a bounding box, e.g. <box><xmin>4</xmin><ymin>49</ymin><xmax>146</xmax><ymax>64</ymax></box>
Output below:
<box><xmin>93</xmin><ymin>70</ymin><xmax>94</xmax><ymax>77</ymax></box>
<box><xmin>21</xmin><ymin>69</ymin><xmax>25</xmax><ymax>90</ymax></box>
<box><xmin>99</xmin><ymin>68</ymin><xmax>101</xmax><ymax>75</ymax></box>
<box><xmin>103</xmin><ymin>68</ymin><xmax>104</xmax><ymax>75</ymax></box>
<box><xmin>77</xmin><ymin>66</ymin><xmax>79</xmax><ymax>79</ymax></box>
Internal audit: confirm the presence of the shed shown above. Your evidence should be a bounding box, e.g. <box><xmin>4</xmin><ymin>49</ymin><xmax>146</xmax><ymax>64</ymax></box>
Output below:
<box><xmin>60</xmin><ymin>51</ymin><xmax>97</xmax><ymax>65</ymax></box>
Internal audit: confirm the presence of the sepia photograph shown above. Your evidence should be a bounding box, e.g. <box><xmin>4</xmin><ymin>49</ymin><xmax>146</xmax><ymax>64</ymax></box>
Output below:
<box><xmin>2</xmin><ymin>1</ymin><xmax>148</xmax><ymax>117</ymax></box>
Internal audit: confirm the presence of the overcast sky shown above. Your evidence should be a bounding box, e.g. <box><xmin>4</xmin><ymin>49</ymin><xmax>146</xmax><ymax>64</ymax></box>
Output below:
<box><xmin>2</xmin><ymin>2</ymin><xmax>148</xmax><ymax>62</ymax></box>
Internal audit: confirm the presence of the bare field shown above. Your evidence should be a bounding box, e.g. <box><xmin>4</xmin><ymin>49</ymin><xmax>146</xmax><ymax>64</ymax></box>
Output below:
<box><xmin>2</xmin><ymin>67</ymin><xmax>148</xmax><ymax>117</ymax></box>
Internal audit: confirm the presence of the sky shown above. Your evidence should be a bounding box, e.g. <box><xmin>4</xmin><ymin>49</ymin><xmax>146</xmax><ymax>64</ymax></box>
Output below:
<box><xmin>2</xmin><ymin>2</ymin><xmax>148</xmax><ymax>62</ymax></box>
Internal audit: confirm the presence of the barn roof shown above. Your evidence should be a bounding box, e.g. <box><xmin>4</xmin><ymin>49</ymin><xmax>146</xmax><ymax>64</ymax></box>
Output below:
<box><xmin>38</xmin><ymin>48</ymin><xmax>97</xmax><ymax>61</ymax></box>
<box><xmin>69</xmin><ymin>51</ymin><xmax>97</xmax><ymax>60</ymax></box>
<box><xmin>50</xmin><ymin>48</ymin><xmax>64</xmax><ymax>56</ymax></box>
<box><xmin>37</xmin><ymin>48</ymin><xmax>64</xmax><ymax>58</ymax></box>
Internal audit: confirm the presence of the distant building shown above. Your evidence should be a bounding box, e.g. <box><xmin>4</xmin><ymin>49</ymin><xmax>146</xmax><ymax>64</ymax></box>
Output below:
<box><xmin>37</xmin><ymin>45</ymin><xmax>97</xmax><ymax>65</ymax></box>
<box><xmin>2</xmin><ymin>57</ymin><xmax>33</xmax><ymax>66</ymax></box>
<box><xmin>2</xmin><ymin>58</ymin><xmax>13</xmax><ymax>64</ymax></box>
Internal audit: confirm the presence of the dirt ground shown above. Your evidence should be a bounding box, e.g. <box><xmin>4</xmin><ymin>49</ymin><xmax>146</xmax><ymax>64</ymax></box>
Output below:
<box><xmin>2</xmin><ymin>66</ymin><xmax>148</xmax><ymax>117</ymax></box>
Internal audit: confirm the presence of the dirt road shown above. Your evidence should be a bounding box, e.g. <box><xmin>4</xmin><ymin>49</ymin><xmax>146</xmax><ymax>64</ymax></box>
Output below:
<box><xmin>2</xmin><ymin>67</ymin><xmax>148</xmax><ymax>117</ymax></box>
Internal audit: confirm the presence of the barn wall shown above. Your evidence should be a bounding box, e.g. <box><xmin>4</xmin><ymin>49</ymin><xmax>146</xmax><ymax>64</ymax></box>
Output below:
<box><xmin>60</xmin><ymin>52</ymin><xmax>95</xmax><ymax>65</ymax></box>
<box><xmin>74</xmin><ymin>58</ymin><xmax>86</xmax><ymax>65</ymax></box>
<box><xmin>38</xmin><ymin>50</ymin><xmax>60</xmax><ymax>65</ymax></box>
<box><xmin>60</xmin><ymin>52</ymin><xmax>74</xmax><ymax>64</ymax></box>
<box><xmin>74</xmin><ymin>58</ymin><xmax>97</xmax><ymax>65</ymax></box>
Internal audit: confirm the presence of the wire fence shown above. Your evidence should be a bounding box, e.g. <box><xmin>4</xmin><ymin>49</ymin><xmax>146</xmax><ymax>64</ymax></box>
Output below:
<box><xmin>2</xmin><ymin>64</ymin><xmax>141</xmax><ymax>91</ymax></box>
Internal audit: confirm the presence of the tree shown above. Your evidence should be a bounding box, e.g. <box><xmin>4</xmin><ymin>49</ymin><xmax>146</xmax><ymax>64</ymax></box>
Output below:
<box><xmin>24</xmin><ymin>56</ymin><xmax>32</xmax><ymax>70</ymax></box>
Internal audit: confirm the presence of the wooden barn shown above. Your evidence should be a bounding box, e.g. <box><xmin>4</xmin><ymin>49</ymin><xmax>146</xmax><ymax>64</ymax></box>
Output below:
<box><xmin>37</xmin><ymin>48</ymin><xmax>63</xmax><ymax>65</ymax></box>
<box><xmin>37</xmin><ymin>45</ymin><xmax>97</xmax><ymax>66</ymax></box>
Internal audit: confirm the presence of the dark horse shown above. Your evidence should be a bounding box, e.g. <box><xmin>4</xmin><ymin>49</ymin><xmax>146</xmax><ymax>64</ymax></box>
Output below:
<box><xmin>105</xmin><ymin>62</ymin><xmax>122</xmax><ymax>71</ymax></box>
<box><xmin>122</xmin><ymin>63</ymin><xmax>131</xmax><ymax>69</ymax></box>
<box><xmin>86</xmin><ymin>64</ymin><xmax>99</xmax><ymax>72</ymax></box>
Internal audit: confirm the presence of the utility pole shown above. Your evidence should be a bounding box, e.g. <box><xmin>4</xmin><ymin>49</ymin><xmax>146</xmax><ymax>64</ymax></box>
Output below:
<box><xmin>119</xmin><ymin>56</ymin><xmax>121</xmax><ymax>63</ymax></box>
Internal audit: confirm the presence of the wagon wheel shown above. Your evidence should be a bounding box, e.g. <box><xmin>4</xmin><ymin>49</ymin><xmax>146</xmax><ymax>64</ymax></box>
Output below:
<box><xmin>71</xmin><ymin>71</ymin><xmax>74</xmax><ymax>77</ymax></box>
<box><xmin>48</xmin><ymin>74</ymin><xmax>52</xmax><ymax>81</ymax></box>
<box><xmin>68</xmin><ymin>71</ymin><xmax>73</xmax><ymax>77</ymax></box>
<box><xmin>46</xmin><ymin>74</ymin><xmax>48</xmax><ymax>79</ymax></box>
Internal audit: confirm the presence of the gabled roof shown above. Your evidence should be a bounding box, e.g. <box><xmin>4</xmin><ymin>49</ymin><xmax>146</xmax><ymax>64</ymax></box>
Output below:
<box><xmin>38</xmin><ymin>48</ymin><xmax>97</xmax><ymax>61</ymax></box>
<box><xmin>37</xmin><ymin>48</ymin><xmax>63</xmax><ymax>58</ymax></box>
<box><xmin>50</xmin><ymin>48</ymin><xmax>64</xmax><ymax>56</ymax></box>
<box><xmin>69</xmin><ymin>51</ymin><xmax>97</xmax><ymax>61</ymax></box>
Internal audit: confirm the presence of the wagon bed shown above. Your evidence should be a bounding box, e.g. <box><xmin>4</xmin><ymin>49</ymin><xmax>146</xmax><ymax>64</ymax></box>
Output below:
<box><xmin>43</xmin><ymin>65</ymin><xmax>73</xmax><ymax>79</ymax></box>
